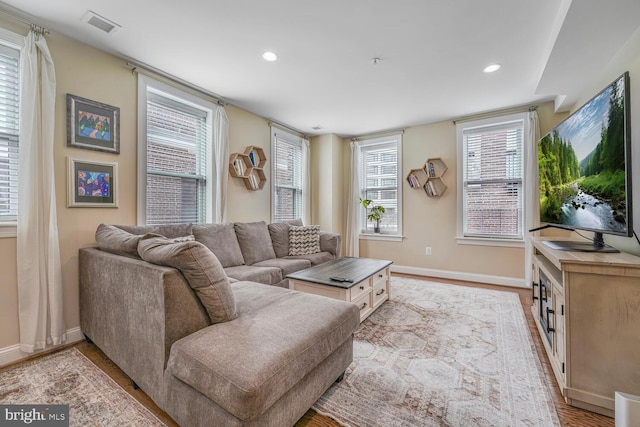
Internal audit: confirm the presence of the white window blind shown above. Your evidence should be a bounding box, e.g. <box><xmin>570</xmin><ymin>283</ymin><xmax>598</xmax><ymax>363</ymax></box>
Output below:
<box><xmin>145</xmin><ymin>90</ymin><xmax>208</xmax><ymax>225</ymax></box>
<box><xmin>359</xmin><ymin>136</ymin><xmax>401</xmax><ymax>234</ymax></box>
<box><xmin>462</xmin><ymin>120</ymin><xmax>524</xmax><ymax>239</ymax></box>
<box><xmin>0</xmin><ymin>43</ymin><xmax>20</xmax><ymax>223</ymax></box>
<box><xmin>272</xmin><ymin>130</ymin><xmax>303</xmax><ymax>222</ymax></box>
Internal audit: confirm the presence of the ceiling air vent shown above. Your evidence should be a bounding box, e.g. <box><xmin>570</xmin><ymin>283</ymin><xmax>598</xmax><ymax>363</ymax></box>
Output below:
<box><xmin>81</xmin><ymin>11</ymin><xmax>121</xmax><ymax>34</ymax></box>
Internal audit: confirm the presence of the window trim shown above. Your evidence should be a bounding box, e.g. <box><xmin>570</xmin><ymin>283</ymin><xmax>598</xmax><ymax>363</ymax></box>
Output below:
<box><xmin>356</xmin><ymin>133</ymin><xmax>403</xmax><ymax>239</ymax></box>
<box><xmin>270</xmin><ymin>127</ymin><xmax>308</xmax><ymax>223</ymax></box>
<box><xmin>0</xmin><ymin>27</ymin><xmax>23</xmax><ymax>238</ymax></box>
<box><xmin>137</xmin><ymin>74</ymin><xmax>215</xmax><ymax>225</ymax></box>
<box><xmin>455</xmin><ymin>112</ymin><xmax>529</xmax><ymax>247</ymax></box>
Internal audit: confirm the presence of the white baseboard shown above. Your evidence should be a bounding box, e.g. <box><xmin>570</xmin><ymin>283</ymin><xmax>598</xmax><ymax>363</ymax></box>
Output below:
<box><xmin>0</xmin><ymin>327</ymin><xmax>84</xmax><ymax>368</ymax></box>
<box><xmin>391</xmin><ymin>264</ymin><xmax>527</xmax><ymax>288</ymax></box>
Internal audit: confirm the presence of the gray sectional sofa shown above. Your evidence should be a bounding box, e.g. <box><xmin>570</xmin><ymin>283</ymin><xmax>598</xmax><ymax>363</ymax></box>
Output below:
<box><xmin>112</xmin><ymin>218</ymin><xmax>341</xmax><ymax>287</ymax></box>
<box><xmin>79</xmin><ymin>220</ymin><xmax>358</xmax><ymax>426</ymax></box>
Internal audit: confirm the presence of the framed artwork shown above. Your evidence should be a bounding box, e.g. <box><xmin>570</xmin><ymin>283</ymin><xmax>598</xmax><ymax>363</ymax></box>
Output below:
<box><xmin>67</xmin><ymin>157</ymin><xmax>118</xmax><ymax>208</ymax></box>
<box><xmin>67</xmin><ymin>94</ymin><xmax>120</xmax><ymax>154</ymax></box>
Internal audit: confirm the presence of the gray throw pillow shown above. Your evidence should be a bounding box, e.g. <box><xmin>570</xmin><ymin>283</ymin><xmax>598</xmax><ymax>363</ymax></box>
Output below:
<box><xmin>289</xmin><ymin>225</ymin><xmax>321</xmax><ymax>256</ymax></box>
<box><xmin>234</xmin><ymin>221</ymin><xmax>277</xmax><ymax>265</ymax></box>
<box><xmin>268</xmin><ymin>219</ymin><xmax>303</xmax><ymax>258</ymax></box>
<box><xmin>192</xmin><ymin>223</ymin><xmax>245</xmax><ymax>267</ymax></box>
<box><xmin>116</xmin><ymin>223</ymin><xmax>193</xmax><ymax>239</ymax></box>
<box><xmin>95</xmin><ymin>224</ymin><xmax>144</xmax><ymax>259</ymax></box>
<box><xmin>137</xmin><ymin>234</ymin><xmax>237</xmax><ymax>324</ymax></box>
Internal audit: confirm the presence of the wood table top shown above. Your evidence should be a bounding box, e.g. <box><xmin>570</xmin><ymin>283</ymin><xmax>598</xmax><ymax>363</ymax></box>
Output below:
<box><xmin>286</xmin><ymin>256</ymin><xmax>392</xmax><ymax>289</ymax></box>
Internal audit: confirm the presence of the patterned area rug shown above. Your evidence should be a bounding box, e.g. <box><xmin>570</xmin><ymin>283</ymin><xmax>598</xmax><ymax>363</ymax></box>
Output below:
<box><xmin>0</xmin><ymin>348</ymin><xmax>165</xmax><ymax>426</ymax></box>
<box><xmin>313</xmin><ymin>277</ymin><xmax>560</xmax><ymax>427</ymax></box>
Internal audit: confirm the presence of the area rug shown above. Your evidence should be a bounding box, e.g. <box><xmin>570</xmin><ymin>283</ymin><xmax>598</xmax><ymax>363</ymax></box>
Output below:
<box><xmin>0</xmin><ymin>348</ymin><xmax>165</xmax><ymax>426</ymax></box>
<box><xmin>313</xmin><ymin>277</ymin><xmax>560</xmax><ymax>427</ymax></box>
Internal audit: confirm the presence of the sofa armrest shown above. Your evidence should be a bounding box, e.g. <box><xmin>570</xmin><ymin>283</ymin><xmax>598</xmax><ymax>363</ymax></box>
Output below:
<box><xmin>79</xmin><ymin>247</ymin><xmax>209</xmax><ymax>407</ymax></box>
<box><xmin>319</xmin><ymin>231</ymin><xmax>342</xmax><ymax>257</ymax></box>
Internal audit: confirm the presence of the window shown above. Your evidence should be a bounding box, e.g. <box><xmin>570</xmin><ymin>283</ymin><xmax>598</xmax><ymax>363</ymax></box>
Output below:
<box><xmin>456</xmin><ymin>113</ymin><xmax>528</xmax><ymax>243</ymax></box>
<box><xmin>138</xmin><ymin>75</ymin><xmax>214</xmax><ymax>225</ymax></box>
<box><xmin>0</xmin><ymin>29</ymin><xmax>22</xmax><ymax>236</ymax></box>
<box><xmin>271</xmin><ymin>128</ymin><xmax>307</xmax><ymax>222</ymax></box>
<box><xmin>358</xmin><ymin>134</ymin><xmax>402</xmax><ymax>236</ymax></box>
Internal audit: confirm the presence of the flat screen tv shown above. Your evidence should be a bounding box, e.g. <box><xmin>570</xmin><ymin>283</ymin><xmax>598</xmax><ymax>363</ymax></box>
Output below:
<box><xmin>536</xmin><ymin>72</ymin><xmax>632</xmax><ymax>252</ymax></box>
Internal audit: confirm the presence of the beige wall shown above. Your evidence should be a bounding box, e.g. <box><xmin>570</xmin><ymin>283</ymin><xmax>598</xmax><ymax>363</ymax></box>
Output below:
<box><xmin>2</xmin><ymin>15</ymin><xmax>638</xmax><ymax>355</ymax></box>
<box><xmin>357</xmin><ymin>102</ymin><xmax>568</xmax><ymax>281</ymax></box>
<box><xmin>226</xmin><ymin>105</ymin><xmax>272</xmax><ymax>222</ymax></box>
<box><xmin>0</xmin><ymin>20</ymin><xmax>139</xmax><ymax>350</ymax></box>
<box><xmin>310</xmin><ymin>134</ymin><xmax>345</xmax><ymax>236</ymax></box>
<box><xmin>0</xmin><ymin>19</ymin><xmax>274</xmax><ymax>352</ymax></box>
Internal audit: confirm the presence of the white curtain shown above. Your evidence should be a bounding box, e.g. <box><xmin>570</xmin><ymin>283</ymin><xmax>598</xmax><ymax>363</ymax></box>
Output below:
<box><xmin>345</xmin><ymin>140</ymin><xmax>361</xmax><ymax>256</ymax></box>
<box><xmin>213</xmin><ymin>105</ymin><xmax>229</xmax><ymax>223</ymax></box>
<box><xmin>301</xmin><ymin>137</ymin><xmax>311</xmax><ymax>225</ymax></box>
<box><xmin>17</xmin><ymin>31</ymin><xmax>65</xmax><ymax>353</ymax></box>
<box><xmin>524</xmin><ymin>109</ymin><xmax>540</xmax><ymax>288</ymax></box>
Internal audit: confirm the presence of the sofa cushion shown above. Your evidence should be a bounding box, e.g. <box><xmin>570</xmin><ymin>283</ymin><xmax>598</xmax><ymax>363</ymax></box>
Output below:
<box><xmin>223</xmin><ymin>265</ymin><xmax>283</xmax><ymax>285</ymax></box>
<box><xmin>252</xmin><ymin>258</ymin><xmax>311</xmax><ymax>278</ymax></box>
<box><xmin>167</xmin><ymin>281</ymin><xmax>360</xmax><ymax>421</ymax></box>
<box><xmin>116</xmin><ymin>223</ymin><xmax>193</xmax><ymax>239</ymax></box>
<box><xmin>95</xmin><ymin>224</ymin><xmax>144</xmax><ymax>259</ymax></box>
<box><xmin>285</xmin><ymin>251</ymin><xmax>334</xmax><ymax>266</ymax></box>
<box><xmin>289</xmin><ymin>225</ymin><xmax>321</xmax><ymax>256</ymax></box>
<box><xmin>268</xmin><ymin>219</ymin><xmax>303</xmax><ymax>258</ymax></box>
<box><xmin>138</xmin><ymin>235</ymin><xmax>237</xmax><ymax>324</ymax></box>
<box><xmin>234</xmin><ymin>221</ymin><xmax>276</xmax><ymax>265</ymax></box>
<box><xmin>192</xmin><ymin>223</ymin><xmax>245</xmax><ymax>268</ymax></box>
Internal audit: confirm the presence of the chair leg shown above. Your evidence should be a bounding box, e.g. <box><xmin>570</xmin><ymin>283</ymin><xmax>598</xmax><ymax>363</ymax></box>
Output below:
<box><xmin>336</xmin><ymin>372</ymin><xmax>345</xmax><ymax>383</ymax></box>
<box><xmin>132</xmin><ymin>380</ymin><xmax>140</xmax><ymax>390</ymax></box>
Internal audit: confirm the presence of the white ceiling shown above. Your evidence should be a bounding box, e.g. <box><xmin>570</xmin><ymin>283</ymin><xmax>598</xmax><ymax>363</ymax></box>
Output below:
<box><xmin>2</xmin><ymin>0</ymin><xmax>640</xmax><ymax>137</ymax></box>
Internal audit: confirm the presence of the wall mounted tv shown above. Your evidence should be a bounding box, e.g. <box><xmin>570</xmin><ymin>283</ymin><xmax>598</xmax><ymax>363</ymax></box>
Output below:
<box><xmin>537</xmin><ymin>71</ymin><xmax>632</xmax><ymax>252</ymax></box>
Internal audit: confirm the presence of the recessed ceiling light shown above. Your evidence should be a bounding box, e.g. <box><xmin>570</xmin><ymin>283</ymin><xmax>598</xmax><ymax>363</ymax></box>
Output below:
<box><xmin>483</xmin><ymin>63</ymin><xmax>502</xmax><ymax>73</ymax></box>
<box><xmin>262</xmin><ymin>51</ymin><xmax>278</xmax><ymax>62</ymax></box>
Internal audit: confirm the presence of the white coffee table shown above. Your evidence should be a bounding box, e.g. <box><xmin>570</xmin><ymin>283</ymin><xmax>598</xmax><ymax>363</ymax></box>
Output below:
<box><xmin>287</xmin><ymin>257</ymin><xmax>392</xmax><ymax>322</ymax></box>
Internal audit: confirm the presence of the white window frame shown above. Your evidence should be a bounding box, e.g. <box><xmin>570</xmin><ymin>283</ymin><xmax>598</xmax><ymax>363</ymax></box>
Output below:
<box><xmin>0</xmin><ymin>28</ymin><xmax>24</xmax><ymax>238</ymax></box>
<box><xmin>137</xmin><ymin>74</ymin><xmax>215</xmax><ymax>225</ymax></box>
<box><xmin>271</xmin><ymin>127</ymin><xmax>308</xmax><ymax>223</ymax></box>
<box><xmin>357</xmin><ymin>134</ymin><xmax>403</xmax><ymax>241</ymax></box>
<box><xmin>456</xmin><ymin>112</ymin><xmax>529</xmax><ymax>248</ymax></box>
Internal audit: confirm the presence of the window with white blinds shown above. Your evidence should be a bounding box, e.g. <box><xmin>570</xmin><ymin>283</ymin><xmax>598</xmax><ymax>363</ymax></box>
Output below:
<box><xmin>358</xmin><ymin>134</ymin><xmax>402</xmax><ymax>235</ymax></box>
<box><xmin>0</xmin><ymin>42</ymin><xmax>20</xmax><ymax>224</ymax></box>
<box><xmin>460</xmin><ymin>118</ymin><xmax>524</xmax><ymax>239</ymax></box>
<box><xmin>138</xmin><ymin>75</ymin><xmax>213</xmax><ymax>225</ymax></box>
<box><xmin>272</xmin><ymin>129</ymin><xmax>304</xmax><ymax>222</ymax></box>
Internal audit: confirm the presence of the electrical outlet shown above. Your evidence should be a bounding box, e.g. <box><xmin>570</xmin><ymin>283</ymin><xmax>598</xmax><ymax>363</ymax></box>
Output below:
<box><xmin>425</xmin><ymin>247</ymin><xmax>432</xmax><ymax>255</ymax></box>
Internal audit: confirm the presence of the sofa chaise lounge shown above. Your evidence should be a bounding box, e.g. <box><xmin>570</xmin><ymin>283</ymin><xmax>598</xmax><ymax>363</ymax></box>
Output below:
<box><xmin>79</xmin><ymin>221</ymin><xmax>358</xmax><ymax>426</ymax></box>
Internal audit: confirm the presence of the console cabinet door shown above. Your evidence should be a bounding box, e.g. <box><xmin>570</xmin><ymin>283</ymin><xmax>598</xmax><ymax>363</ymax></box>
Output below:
<box><xmin>553</xmin><ymin>288</ymin><xmax>565</xmax><ymax>385</ymax></box>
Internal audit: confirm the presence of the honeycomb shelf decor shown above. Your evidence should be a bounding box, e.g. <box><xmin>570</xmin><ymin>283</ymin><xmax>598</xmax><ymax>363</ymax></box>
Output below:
<box><xmin>229</xmin><ymin>145</ymin><xmax>267</xmax><ymax>190</ymax></box>
<box><xmin>406</xmin><ymin>157</ymin><xmax>447</xmax><ymax>197</ymax></box>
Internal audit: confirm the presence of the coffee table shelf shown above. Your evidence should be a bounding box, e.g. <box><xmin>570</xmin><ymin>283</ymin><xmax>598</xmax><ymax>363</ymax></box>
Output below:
<box><xmin>287</xmin><ymin>257</ymin><xmax>392</xmax><ymax>322</ymax></box>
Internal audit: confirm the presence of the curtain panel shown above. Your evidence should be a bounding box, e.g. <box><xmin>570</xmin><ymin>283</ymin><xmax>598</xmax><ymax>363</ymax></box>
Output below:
<box><xmin>213</xmin><ymin>106</ymin><xmax>229</xmax><ymax>223</ymax></box>
<box><xmin>345</xmin><ymin>140</ymin><xmax>361</xmax><ymax>256</ymax></box>
<box><xmin>17</xmin><ymin>31</ymin><xmax>65</xmax><ymax>353</ymax></box>
<box><xmin>524</xmin><ymin>110</ymin><xmax>540</xmax><ymax>287</ymax></box>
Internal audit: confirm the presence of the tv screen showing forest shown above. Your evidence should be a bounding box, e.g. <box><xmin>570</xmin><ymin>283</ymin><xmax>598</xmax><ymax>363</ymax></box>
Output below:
<box><xmin>538</xmin><ymin>72</ymin><xmax>631</xmax><ymax>236</ymax></box>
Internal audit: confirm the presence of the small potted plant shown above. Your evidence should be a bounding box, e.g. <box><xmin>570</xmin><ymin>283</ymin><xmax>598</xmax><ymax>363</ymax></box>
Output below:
<box><xmin>360</xmin><ymin>198</ymin><xmax>385</xmax><ymax>233</ymax></box>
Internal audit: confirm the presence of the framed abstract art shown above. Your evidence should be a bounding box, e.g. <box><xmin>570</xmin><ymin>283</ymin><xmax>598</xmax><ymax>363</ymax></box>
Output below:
<box><xmin>67</xmin><ymin>157</ymin><xmax>118</xmax><ymax>208</ymax></box>
<box><xmin>67</xmin><ymin>94</ymin><xmax>120</xmax><ymax>153</ymax></box>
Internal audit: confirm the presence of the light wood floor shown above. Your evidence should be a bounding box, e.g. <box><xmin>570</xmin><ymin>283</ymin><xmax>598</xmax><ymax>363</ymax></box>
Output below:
<box><xmin>8</xmin><ymin>274</ymin><xmax>614</xmax><ymax>426</ymax></box>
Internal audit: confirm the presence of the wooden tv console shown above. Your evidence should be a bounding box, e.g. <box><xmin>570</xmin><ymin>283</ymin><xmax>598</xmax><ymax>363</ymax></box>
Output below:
<box><xmin>530</xmin><ymin>237</ymin><xmax>640</xmax><ymax>417</ymax></box>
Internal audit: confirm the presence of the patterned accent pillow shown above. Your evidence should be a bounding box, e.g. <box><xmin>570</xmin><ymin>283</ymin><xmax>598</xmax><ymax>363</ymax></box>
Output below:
<box><xmin>288</xmin><ymin>225</ymin><xmax>321</xmax><ymax>256</ymax></box>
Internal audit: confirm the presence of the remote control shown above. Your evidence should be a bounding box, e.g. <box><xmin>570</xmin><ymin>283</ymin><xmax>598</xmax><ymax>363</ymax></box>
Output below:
<box><xmin>330</xmin><ymin>276</ymin><xmax>353</xmax><ymax>283</ymax></box>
